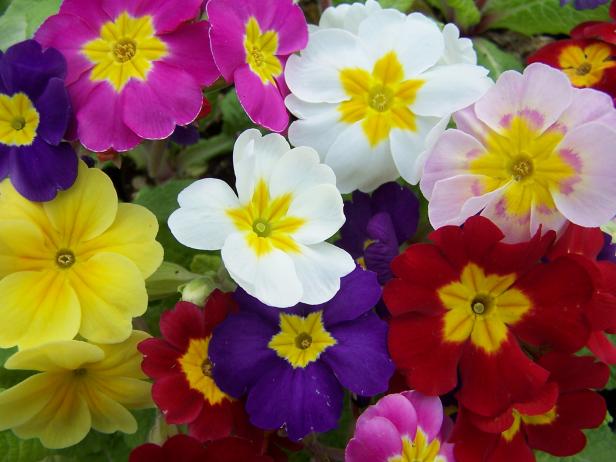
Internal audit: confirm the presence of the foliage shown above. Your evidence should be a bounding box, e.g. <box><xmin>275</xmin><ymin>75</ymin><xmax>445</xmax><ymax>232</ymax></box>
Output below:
<box><xmin>0</xmin><ymin>0</ymin><xmax>61</xmax><ymax>49</ymax></box>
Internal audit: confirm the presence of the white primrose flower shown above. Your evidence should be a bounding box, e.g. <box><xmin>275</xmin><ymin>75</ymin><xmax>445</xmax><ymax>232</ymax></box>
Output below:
<box><xmin>168</xmin><ymin>129</ymin><xmax>355</xmax><ymax>308</ymax></box>
<box><xmin>285</xmin><ymin>8</ymin><xmax>493</xmax><ymax>193</ymax></box>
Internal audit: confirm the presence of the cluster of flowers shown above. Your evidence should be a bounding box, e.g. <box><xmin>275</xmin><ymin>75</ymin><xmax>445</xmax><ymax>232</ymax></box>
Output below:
<box><xmin>0</xmin><ymin>0</ymin><xmax>615</xmax><ymax>461</ymax></box>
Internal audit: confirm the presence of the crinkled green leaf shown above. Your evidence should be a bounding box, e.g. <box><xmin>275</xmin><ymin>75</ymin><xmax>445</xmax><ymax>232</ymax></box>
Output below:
<box><xmin>0</xmin><ymin>431</ymin><xmax>50</xmax><ymax>462</ymax></box>
<box><xmin>0</xmin><ymin>0</ymin><xmax>61</xmax><ymax>50</ymax></box>
<box><xmin>473</xmin><ymin>37</ymin><xmax>524</xmax><ymax>79</ymax></box>
<box><xmin>379</xmin><ymin>0</ymin><xmax>414</xmax><ymax>12</ymax></box>
<box><xmin>535</xmin><ymin>424</ymin><xmax>616</xmax><ymax>462</ymax></box>
<box><xmin>484</xmin><ymin>0</ymin><xmax>611</xmax><ymax>36</ymax></box>
<box><xmin>447</xmin><ymin>0</ymin><xmax>481</xmax><ymax>28</ymax></box>
<box><xmin>134</xmin><ymin>180</ymin><xmax>194</xmax><ymax>223</ymax></box>
<box><xmin>221</xmin><ymin>89</ymin><xmax>257</xmax><ymax>136</ymax></box>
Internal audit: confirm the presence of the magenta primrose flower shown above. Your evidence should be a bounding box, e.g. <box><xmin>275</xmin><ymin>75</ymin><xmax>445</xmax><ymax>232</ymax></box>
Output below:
<box><xmin>207</xmin><ymin>0</ymin><xmax>308</xmax><ymax>132</ymax></box>
<box><xmin>345</xmin><ymin>391</ymin><xmax>454</xmax><ymax>462</ymax></box>
<box><xmin>35</xmin><ymin>0</ymin><xmax>221</xmax><ymax>152</ymax></box>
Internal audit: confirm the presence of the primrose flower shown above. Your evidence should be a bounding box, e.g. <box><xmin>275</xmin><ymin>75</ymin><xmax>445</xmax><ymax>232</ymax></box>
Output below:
<box><xmin>453</xmin><ymin>353</ymin><xmax>608</xmax><ymax>461</ymax></box>
<box><xmin>0</xmin><ymin>40</ymin><xmax>77</xmax><ymax>202</ymax></box>
<box><xmin>337</xmin><ymin>182</ymin><xmax>419</xmax><ymax>284</ymax></box>
<box><xmin>422</xmin><ymin>63</ymin><xmax>616</xmax><ymax>243</ymax></box>
<box><xmin>0</xmin><ymin>161</ymin><xmax>163</xmax><ymax>349</ymax></box>
<box><xmin>346</xmin><ymin>391</ymin><xmax>454</xmax><ymax>462</ymax></box>
<box><xmin>35</xmin><ymin>0</ymin><xmax>220</xmax><ymax>152</ymax></box>
<box><xmin>168</xmin><ymin>129</ymin><xmax>354</xmax><ymax>308</ymax></box>
<box><xmin>285</xmin><ymin>8</ymin><xmax>491</xmax><ymax>193</ymax></box>
<box><xmin>0</xmin><ymin>331</ymin><xmax>152</xmax><ymax>449</ymax></box>
<box><xmin>139</xmin><ymin>291</ymin><xmax>247</xmax><ymax>442</ymax></box>
<box><xmin>207</xmin><ymin>0</ymin><xmax>308</xmax><ymax>132</ymax></box>
<box><xmin>560</xmin><ymin>0</ymin><xmax>609</xmax><ymax>9</ymax></box>
<box><xmin>209</xmin><ymin>268</ymin><xmax>394</xmax><ymax>441</ymax></box>
<box><xmin>385</xmin><ymin>216</ymin><xmax>593</xmax><ymax>417</ymax></box>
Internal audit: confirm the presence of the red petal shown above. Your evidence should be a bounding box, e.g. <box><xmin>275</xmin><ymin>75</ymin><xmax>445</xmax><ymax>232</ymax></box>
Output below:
<box><xmin>525</xmin><ymin>421</ymin><xmax>586</xmax><ymax>457</ymax></box>
<box><xmin>203</xmin><ymin>437</ymin><xmax>272</xmax><ymax>462</ymax></box>
<box><xmin>457</xmin><ymin>337</ymin><xmax>549</xmax><ymax>417</ymax></box>
<box><xmin>160</xmin><ymin>302</ymin><xmax>207</xmax><ymax>351</ymax></box>
<box><xmin>129</xmin><ymin>444</ymin><xmax>166</xmax><ymax>462</ymax></box>
<box><xmin>513</xmin><ymin>256</ymin><xmax>592</xmax><ymax>353</ymax></box>
<box><xmin>390</xmin><ymin>243</ymin><xmax>458</xmax><ymax>288</ymax></box>
<box><xmin>383</xmin><ymin>279</ymin><xmax>444</xmax><ymax>317</ymax></box>
<box><xmin>538</xmin><ymin>352</ymin><xmax>609</xmax><ymax>391</ymax></box>
<box><xmin>388</xmin><ymin>313</ymin><xmax>462</xmax><ymax>396</ymax></box>
<box><xmin>548</xmin><ymin>223</ymin><xmax>604</xmax><ymax>260</ymax></box>
<box><xmin>203</xmin><ymin>290</ymin><xmax>238</xmax><ymax>335</ymax></box>
<box><xmin>587</xmin><ymin>331</ymin><xmax>616</xmax><ymax>364</ymax></box>
<box><xmin>490</xmin><ymin>431</ymin><xmax>535</xmax><ymax>462</ymax></box>
<box><xmin>188</xmin><ymin>401</ymin><xmax>234</xmax><ymax>442</ymax></box>
<box><xmin>152</xmin><ymin>374</ymin><xmax>204</xmax><ymax>424</ymax></box>
<box><xmin>556</xmin><ymin>390</ymin><xmax>607</xmax><ymax>429</ymax></box>
<box><xmin>138</xmin><ymin>338</ymin><xmax>181</xmax><ymax>379</ymax></box>
<box><xmin>483</xmin><ymin>228</ymin><xmax>553</xmax><ymax>276</ymax></box>
<box><xmin>163</xmin><ymin>435</ymin><xmax>209</xmax><ymax>461</ymax></box>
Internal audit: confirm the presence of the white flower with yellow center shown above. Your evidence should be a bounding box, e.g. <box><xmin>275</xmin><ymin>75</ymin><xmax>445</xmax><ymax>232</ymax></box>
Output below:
<box><xmin>168</xmin><ymin>129</ymin><xmax>354</xmax><ymax>308</ymax></box>
<box><xmin>285</xmin><ymin>8</ymin><xmax>492</xmax><ymax>193</ymax></box>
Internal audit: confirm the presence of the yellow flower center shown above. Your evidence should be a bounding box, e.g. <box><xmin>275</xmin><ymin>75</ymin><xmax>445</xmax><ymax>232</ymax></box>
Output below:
<box><xmin>55</xmin><ymin>249</ymin><xmax>76</xmax><ymax>269</ymax></box>
<box><xmin>178</xmin><ymin>337</ymin><xmax>230</xmax><ymax>405</ymax></box>
<box><xmin>338</xmin><ymin>51</ymin><xmax>424</xmax><ymax>147</ymax></box>
<box><xmin>468</xmin><ymin>116</ymin><xmax>575</xmax><ymax>219</ymax></box>
<box><xmin>438</xmin><ymin>263</ymin><xmax>531</xmax><ymax>353</ymax></box>
<box><xmin>226</xmin><ymin>179</ymin><xmax>305</xmax><ymax>256</ymax></box>
<box><xmin>268</xmin><ymin>311</ymin><xmax>337</xmax><ymax>368</ymax></box>
<box><xmin>244</xmin><ymin>17</ymin><xmax>283</xmax><ymax>85</ymax></box>
<box><xmin>73</xmin><ymin>367</ymin><xmax>87</xmax><ymax>377</ymax></box>
<box><xmin>82</xmin><ymin>12</ymin><xmax>168</xmax><ymax>92</ymax></box>
<box><xmin>502</xmin><ymin>407</ymin><xmax>557</xmax><ymax>442</ymax></box>
<box><xmin>558</xmin><ymin>43</ymin><xmax>616</xmax><ymax>87</ymax></box>
<box><xmin>388</xmin><ymin>430</ymin><xmax>444</xmax><ymax>462</ymax></box>
<box><xmin>0</xmin><ymin>93</ymin><xmax>40</xmax><ymax>146</ymax></box>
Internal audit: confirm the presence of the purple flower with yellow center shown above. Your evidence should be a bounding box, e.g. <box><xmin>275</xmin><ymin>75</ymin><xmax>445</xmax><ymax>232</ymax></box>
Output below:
<box><xmin>0</xmin><ymin>40</ymin><xmax>77</xmax><ymax>202</ymax></box>
<box><xmin>35</xmin><ymin>0</ymin><xmax>221</xmax><ymax>152</ymax></box>
<box><xmin>207</xmin><ymin>0</ymin><xmax>308</xmax><ymax>132</ymax></box>
<box><xmin>338</xmin><ymin>182</ymin><xmax>419</xmax><ymax>284</ymax></box>
<box><xmin>208</xmin><ymin>267</ymin><xmax>394</xmax><ymax>441</ymax></box>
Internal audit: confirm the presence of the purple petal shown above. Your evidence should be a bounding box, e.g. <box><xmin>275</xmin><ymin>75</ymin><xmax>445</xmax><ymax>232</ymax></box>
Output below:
<box><xmin>0</xmin><ymin>40</ymin><xmax>66</xmax><ymax>100</ymax></box>
<box><xmin>209</xmin><ymin>311</ymin><xmax>280</xmax><ymax>398</ymax></box>
<box><xmin>372</xmin><ymin>182</ymin><xmax>420</xmax><ymax>245</ymax></box>
<box><xmin>365</xmin><ymin>212</ymin><xmax>400</xmax><ymax>284</ymax></box>
<box><xmin>321</xmin><ymin>312</ymin><xmax>393</xmax><ymax>396</ymax></box>
<box><xmin>597</xmin><ymin>233</ymin><xmax>616</xmax><ymax>264</ymax></box>
<box><xmin>246</xmin><ymin>360</ymin><xmax>343</xmax><ymax>441</ymax></box>
<box><xmin>401</xmin><ymin>391</ymin><xmax>445</xmax><ymax>440</ymax></box>
<box><xmin>0</xmin><ymin>145</ymin><xmax>10</xmax><ymax>179</ymax></box>
<box><xmin>35</xmin><ymin>77</ymin><xmax>71</xmax><ymax>145</ymax></box>
<box><xmin>10</xmin><ymin>140</ymin><xmax>77</xmax><ymax>202</ymax></box>
<box><xmin>170</xmin><ymin>125</ymin><xmax>200</xmax><ymax>146</ymax></box>
<box><xmin>233</xmin><ymin>289</ymin><xmax>282</xmax><ymax>326</ymax></box>
<box><xmin>322</xmin><ymin>267</ymin><xmax>382</xmax><ymax>326</ymax></box>
<box><xmin>338</xmin><ymin>190</ymin><xmax>373</xmax><ymax>258</ymax></box>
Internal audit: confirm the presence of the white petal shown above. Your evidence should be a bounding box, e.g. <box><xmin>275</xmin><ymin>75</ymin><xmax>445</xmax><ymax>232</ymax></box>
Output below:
<box><xmin>221</xmin><ymin>233</ymin><xmax>303</xmax><ymax>308</ymax></box>
<box><xmin>168</xmin><ymin>179</ymin><xmax>239</xmax><ymax>250</ymax></box>
<box><xmin>439</xmin><ymin>23</ymin><xmax>477</xmax><ymax>65</ymax></box>
<box><xmin>285</xmin><ymin>29</ymin><xmax>371</xmax><ymax>104</ymax></box>
<box><xmin>269</xmin><ymin>147</ymin><xmax>336</xmax><ymax>198</ymax></box>
<box><xmin>290</xmin><ymin>243</ymin><xmax>355</xmax><ymax>305</ymax></box>
<box><xmin>359</xmin><ymin>11</ymin><xmax>444</xmax><ymax>76</ymax></box>
<box><xmin>286</xmin><ymin>95</ymin><xmax>345</xmax><ymax>159</ymax></box>
<box><xmin>558</xmin><ymin>87</ymin><xmax>616</xmax><ymax>132</ymax></box>
<box><xmin>288</xmin><ymin>184</ymin><xmax>345</xmax><ymax>245</ymax></box>
<box><xmin>390</xmin><ymin>115</ymin><xmax>448</xmax><ymax>185</ymax></box>
<box><xmin>325</xmin><ymin>123</ymin><xmax>399</xmax><ymax>193</ymax></box>
<box><xmin>319</xmin><ymin>0</ymin><xmax>382</xmax><ymax>33</ymax></box>
<box><xmin>413</xmin><ymin>64</ymin><xmax>492</xmax><ymax>117</ymax></box>
<box><xmin>233</xmin><ymin>129</ymin><xmax>290</xmax><ymax>203</ymax></box>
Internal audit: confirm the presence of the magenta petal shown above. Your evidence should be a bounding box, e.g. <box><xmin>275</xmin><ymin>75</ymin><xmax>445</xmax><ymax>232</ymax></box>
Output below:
<box><xmin>207</xmin><ymin>0</ymin><xmax>247</xmax><ymax>81</ymax></box>
<box><xmin>101</xmin><ymin>0</ymin><xmax>141</xmax><ymax>21</ymax></box>
<box><xmin>350</xmin><ymin>416</ymin><xmax>403</xmax><ymax>462</ymax></box>
<box><xmin>76</xmin><ymin>81</ymin><xmax>141</xmax><ymax>152</ymax></box>
<box><xmin>401</xmin><ymin>391</ymin><xmax>445</xmax><ymax>440</ymax></box>
<box><xmin>161</xmin><ymin>21</ymin><xmax>220</xmax><ymax>86</ymax></box>
<box><xmin>35</xmin><ymin>13</ymin><xmax>97</xmax><ymax>85</ymax></box>
<box><xmin>234</xmin><ymin>65</ymin><xmax>289</xmax><ymax>132</ymax></box>
<box><xmin>264</xmin><ymin>0</ymin><xmax>308</xmax><ymax>55</ymax></box>
<box><xmin>136</xmin><ymin>0</ymin><xmax>203</xmax><ymax>34</ymax></box>
<box><xmin>122</xmin><ymin>62</ymin><xmax>202</xmax><ymax>140</ymax></box>
<box><xmin>58</xmin><ymin>0</ymin><xmax>111</xmax><ymax>28</ymax></box>
<box><xmin>360</xmin><ymin>394</ymin><xmax>418</xmax><ymax>439</ymax></box>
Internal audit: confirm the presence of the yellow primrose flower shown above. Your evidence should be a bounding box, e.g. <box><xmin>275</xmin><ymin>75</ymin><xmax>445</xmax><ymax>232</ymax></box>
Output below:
<box><xmin>0</xmin><ymin>161</ymin><xmax>163</xmax><ymax>349</ymax></box>
<box><xmin>0</xmin><ymin>331</ymin><xmax>153</xmax><ymax>449</ymax></box>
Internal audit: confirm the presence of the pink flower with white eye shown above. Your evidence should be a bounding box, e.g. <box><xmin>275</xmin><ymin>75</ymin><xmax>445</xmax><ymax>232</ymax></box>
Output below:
<box><xmin>207</xmin><ymin>0</ymin><xmax>308</xmax><ymax>132</ymax></box>
<box><xmin>421</xmin><ymin>63</ymin><xmax>616</xmax><ymax>243</ymax></box>
<box><xmin>346</xmin><ymin>391</ymin><xmax>454</xmax><ymax>462</ymax></box>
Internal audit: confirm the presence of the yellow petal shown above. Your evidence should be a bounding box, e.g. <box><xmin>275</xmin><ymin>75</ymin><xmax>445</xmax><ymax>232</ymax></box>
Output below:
<box><xmin>0</xmin><ymin>270</ymin><xmax>81</xmax><ymax>349</ymax></box>
<box><xmin>89</xmin><ymin>377</ymin><xmax>153</xmax><ymax>409</ymax></box>
<box><xmin>83</xmin><ymin>389</ymin><xmax>138</xmax><ymax>434</ymax></box>
<box><xmin>0</xmin><ymin>373</ymin><xmax>59</xmax><ymax>430</ymax></box>
<box><xmin>0</xmin><ymin>180</ymin><xmax>51</xmax><ymax>232</ymax></box>
<box><xmin>70</xmin><ymin>253</ymin><xmax>147</xmax><ymax>343</ymax></box>
<box><xmin>373</xmin><ymin>51</ymin><xmax>404</xmax><ymax>86</ymax></box>
<box><xmin>13</xmin><ymin>382</ymin><xmax>91</xmax><ymax>449</ymax></box>
<box><xmin>90</xmin><ymin>331</ymin><xmax>150</xmax><ymax>378</ymax></box>
<box><xmin>0</xmin><ymin>220</ymin><xmax>55</xmax><ymax>278</ymax></box>
<box><xmin>43</xmin><ymin>162</ymin><xmax>118</xmax><ymax>247</ymax></box>
<box><xmin>76</xmin><ymin>203</ymin><xmax>163</xmax><ymax>278</ymax></box>
<box><xmin>5</xmin><ymin>341</ymin><xmax>104</xmax><ymax>372</ymax></box>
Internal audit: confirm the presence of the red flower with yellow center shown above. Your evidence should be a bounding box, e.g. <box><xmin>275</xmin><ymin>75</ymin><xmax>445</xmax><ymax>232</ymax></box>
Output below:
<box><xmin>385</xmin><ymin>216</ymin><xmax>593</xmax><ymax>417</ymax></box>
<box><xmin>529</xmin><ymin>38</ymin><xmax>616</xmax><ymax>100</ymax></box>
<box><xmin>452</xmin><ymin>353</ymin><xmax>608</xmax><ymax>462</ymax></box>
<box><xmin>138</xmin><ymin>291</ymin><xmax>248</xmax><ymax>441</ymax></box>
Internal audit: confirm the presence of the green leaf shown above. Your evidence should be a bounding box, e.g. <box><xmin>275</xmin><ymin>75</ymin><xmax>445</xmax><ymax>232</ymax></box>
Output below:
<box><xmin>0</xmin><ymin>348</ymin><xmax>33</xmax><ymax>390</ymax></box>
<box><xmin>473</xmin><ymin>38</ymin><xmax>524</xmax><ymax>79</ymax></box>
<box><xmin>221</xmin><ymin>89</ymin><xmax>257</xmax><ymax>136</ymax></box>
<box><xmin>0</xmin><ymin>431</ymin><xmax>50</xmax><ymax>462</ymax></box>
<box><xmin>483</xmin><ymin>0</ymin><xmax>611</xmax><ymax>36</ymax></box>
<box><xmin>145</xmin><ymin>262</ymin><xmax>200</xmax><ymax>301</ymax></box>
<box><xmin>378</xmin><ymin>0</ymin><xmax>414</xmax><ymax>12</ymax></box>
<box><xmin>535</xmin><ymin>424</ymin><xmax>616</xmax><ymax>462</ymax></box>
<box><xmin>122</xmin><ymin>409</ymin><xmax>157</xmax><ymax>449</ymax></box>
<box><xmin>0</xmin><ymin>0</ymin><xmax>61</xmax><ymax>50</ymax></box>
<box><xmin>134</xmin><ymin>180</ymin><xmax>194</xmax><ymax>223</ymax></box>
<box><xmin>447</xmin><ymin>0</ymin><xmax>481</xmax><ymax>29</ymax></box>
<box><xmin>175</xmin><ymin>134</ymin><xmax>234</xmax><ymax>178</ymax></box>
